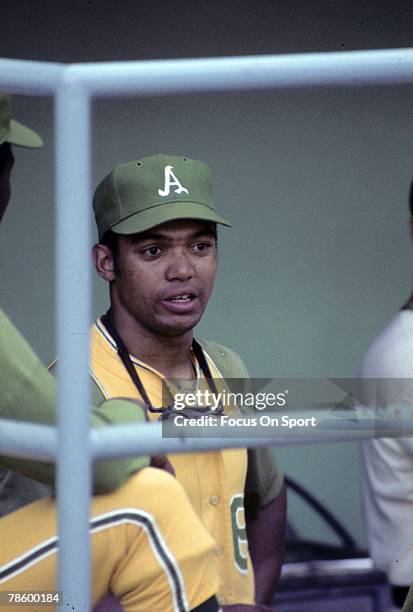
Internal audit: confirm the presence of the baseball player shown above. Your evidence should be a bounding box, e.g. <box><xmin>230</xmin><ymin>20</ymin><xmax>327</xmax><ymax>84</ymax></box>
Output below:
<box><xmin>0</xmin><ymin>96</ymin><xmax>221</xmax><ymax>612</ymax></box>
<box><xmin>0</xmin><ymin>94</ymin><xmax>42</xmax><ymax>222</ymax></box>
<box><xmin>88</xmin><ymin>154</ymin><xmax>287</xmax><ymax>609</ymax></box>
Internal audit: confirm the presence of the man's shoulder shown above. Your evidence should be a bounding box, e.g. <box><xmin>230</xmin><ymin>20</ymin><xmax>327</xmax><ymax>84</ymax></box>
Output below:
<box><xmin>361</xmin><ymin>311</ymin><xmax>413</xmax><ymax>377</ymax></box>
<box><xmin>197</xmin><ymin>338</ymin><xmax>250</xmax><ymax>379</ymax></box>
<box><xmin>48</xmin><ymin>357</ymin><xmax>107</xmax><ymax>406</ymax></box>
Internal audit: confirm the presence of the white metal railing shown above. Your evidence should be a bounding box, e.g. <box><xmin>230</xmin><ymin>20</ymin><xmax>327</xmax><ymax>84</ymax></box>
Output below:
<box><xmin>1</xmin><ymin>48</ymin><xmax>413</xmax><ymax>609</ymax></box>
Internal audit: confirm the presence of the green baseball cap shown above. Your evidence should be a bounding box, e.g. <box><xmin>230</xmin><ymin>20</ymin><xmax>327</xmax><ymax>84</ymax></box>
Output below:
<box><xmin>0</xmin><ymin>93</ymin><xmax>43</xmax><ymax>149</ymax></box>
<box><xmin>93</xmin><ymin>154</ymin><xmax>230</xmax><ymax>240</ymax></box>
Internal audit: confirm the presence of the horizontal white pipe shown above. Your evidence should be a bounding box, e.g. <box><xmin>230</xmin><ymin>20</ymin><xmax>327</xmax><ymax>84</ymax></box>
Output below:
<box><xmin>1</xmin><ymin>47</ymin><xmax>412</xmax><ymax>99</ymax></box>
<box><xmin>64</xmin><ymin>48</ymin><xmax>413</xmax><ymax>97</ymax></box>
<box><xmin>0</xmin><ymin>420</ymin><xmax>56</xmax><ymax>461</ymax></box>
<box><xmin>86</xmin><ymin>420</ymin><xmax>388</xmax><ymax>459</ymax></box>
<box><xmin>0</xmin><ymin>59</ymin><xmax>63</xmax><ymax>94</ymax></box>
<box><xmin>0</xmin><ymin>408</ymin><xmax>411</xmax><ymax>461</ymax></box>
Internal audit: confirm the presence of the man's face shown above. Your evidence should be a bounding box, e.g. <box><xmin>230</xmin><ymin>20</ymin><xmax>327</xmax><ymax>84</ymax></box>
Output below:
<box><xmin>0</xmin><ymin>143</ymin><xmax>14</xmax><ymax>224</ymax></box>
<box><xmin>95</xmin><ymin>219</ymin><xmax>218</xmax><ymax>337</ymax></box>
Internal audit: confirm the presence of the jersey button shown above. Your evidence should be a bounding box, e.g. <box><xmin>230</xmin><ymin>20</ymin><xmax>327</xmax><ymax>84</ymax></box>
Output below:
<box><xmin>214</xmin><ymin>546</ymin><xmax>223</xmax><ymax>557</ymax></box>
<box><xmin>209</xmin><ymin>495</ymin><xmax>220</xmax><ymax>506</ymax></box>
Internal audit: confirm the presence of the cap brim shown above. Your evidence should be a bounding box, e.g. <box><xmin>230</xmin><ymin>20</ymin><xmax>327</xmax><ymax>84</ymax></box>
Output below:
<box><xmin>110</xmin><ymin>201</ymin><xmax>231</xmax><ymax>236</ymax></box>
<box><xmin>5</xmin><ymin>119</ymin><xmax>43</xmax><ymax>149</ymax></box>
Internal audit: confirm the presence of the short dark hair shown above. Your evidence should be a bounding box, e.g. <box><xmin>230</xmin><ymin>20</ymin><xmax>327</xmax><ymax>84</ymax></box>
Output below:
<box><xmin>100</xmin><ymin>228</ymin><xmax>119</xmax><ymax>257</ymax></box>
<box><xmin>206</xmin><ymin>222</ymin><xmax>218</xmax><ymax>242</ymax></box>
<box><xmin>99</xmin><ymin>229</ymin><xmax>120</xmax><ymax>275</ymax></box>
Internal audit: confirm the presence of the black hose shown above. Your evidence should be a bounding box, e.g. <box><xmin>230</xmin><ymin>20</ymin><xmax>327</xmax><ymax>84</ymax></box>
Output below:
<box><xmin>285</xmin><ymin>475</ymin><xmax>359</xmax><ymax>552</ymax></box>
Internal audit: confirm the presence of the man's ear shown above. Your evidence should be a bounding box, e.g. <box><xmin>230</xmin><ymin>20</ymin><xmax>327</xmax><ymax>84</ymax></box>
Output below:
<box><xmin>92</xmin><ymin>243</ymin><xmax>116</xmax><ymax>282</ymax></box>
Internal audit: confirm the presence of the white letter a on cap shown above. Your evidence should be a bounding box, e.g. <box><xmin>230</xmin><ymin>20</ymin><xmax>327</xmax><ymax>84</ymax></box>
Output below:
<box><xmin>158</xmin><ymin>165</ymin><xmax>189</xmax><ymax>197</ymax></box>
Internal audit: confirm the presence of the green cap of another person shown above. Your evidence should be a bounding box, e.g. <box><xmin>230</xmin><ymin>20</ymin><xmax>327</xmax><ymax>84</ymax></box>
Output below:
<box><xmin>0</xmin><ymin>93</ymin><xmax>43</xmax><ymax>149</ymax></box>
<box><xmin>93</xmin><ymin>154</ymin><xmax>230</xmax><ymax>240</ymax></box>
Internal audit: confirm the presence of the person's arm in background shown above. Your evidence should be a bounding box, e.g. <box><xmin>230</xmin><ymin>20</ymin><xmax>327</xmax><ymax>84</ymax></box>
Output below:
<box><xmin>0</xmin><ymin>308</ymin><xmax>150</xmax><ymax>493</ymax></box>
<box><xmin>246</xmin><ymin>482</ymin><xmax>287</xmax><ymax>603</ymax></box>
<box><xmin>244</xmin><ymin>447</ymin><xmax>286</xmax><ymax>604</ymax></box>
<box><xmin>221</xmin><ymin>484</ymin><xmax>286</xmax><ymax>611</ymax></box>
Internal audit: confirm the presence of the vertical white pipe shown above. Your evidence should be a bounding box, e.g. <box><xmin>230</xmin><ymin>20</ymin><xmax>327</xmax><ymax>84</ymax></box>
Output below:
<box><xmin>55</xmin><ymin>78</ymin><xmax>92</xmax><ymax>610</ymax></box>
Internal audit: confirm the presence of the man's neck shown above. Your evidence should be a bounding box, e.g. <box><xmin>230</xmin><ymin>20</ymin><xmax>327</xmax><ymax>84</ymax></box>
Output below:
<box><xmin>109</xmin><ymin>310</ymin><xmax>195</xmax><ymax>380</ymax></box>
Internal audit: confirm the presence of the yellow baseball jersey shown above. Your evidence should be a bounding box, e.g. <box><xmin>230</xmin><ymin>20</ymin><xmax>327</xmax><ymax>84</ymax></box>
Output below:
<box><xmin>90</xmin><ymin>317</ymin><xmax>255</xmax><ymax>606</ymax></box>
<box><xmin>0</xmin><ymin>468</ymin><xmax>220</xmax><ymax>612</ymax></box>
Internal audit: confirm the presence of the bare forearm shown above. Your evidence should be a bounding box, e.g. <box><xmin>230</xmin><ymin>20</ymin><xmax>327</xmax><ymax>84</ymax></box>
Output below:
<box><xmin>246</xmin><ymin>483</ymin><xmax>287</xmax><ymax>604</ymax></box>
